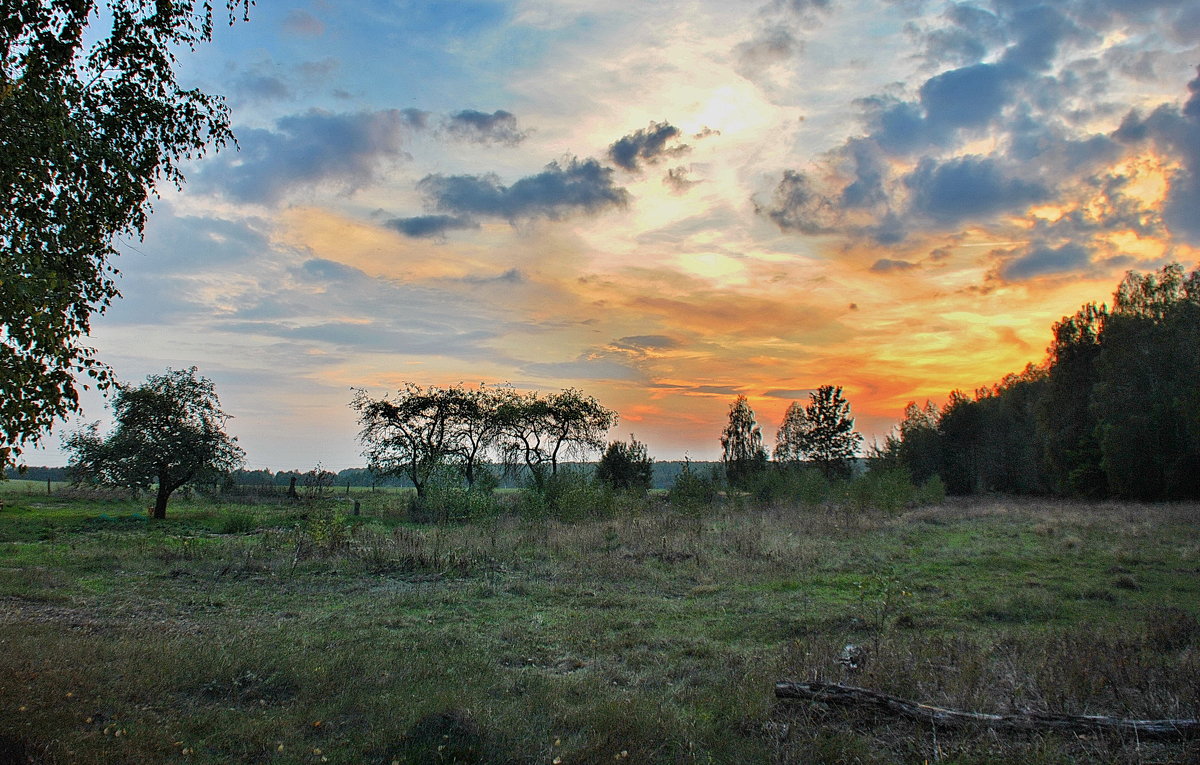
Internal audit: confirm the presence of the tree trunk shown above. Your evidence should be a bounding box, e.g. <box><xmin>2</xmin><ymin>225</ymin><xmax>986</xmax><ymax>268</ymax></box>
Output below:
<box><xmin>775</xmin><ymin>681</ymin><xmax>1200</xmax><ymax>739</ymax></box>
<box><xmin>152</xmin><ymin>482</ymin><xmax>171</xmax><ymax>519</ymax></box>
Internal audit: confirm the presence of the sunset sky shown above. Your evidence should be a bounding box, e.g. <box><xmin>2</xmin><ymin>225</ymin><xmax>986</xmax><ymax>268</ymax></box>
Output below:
<box><xmin>35</xmin><ymin>0</ymin><xmax>1200</xmax><ymax>470</ymax></box>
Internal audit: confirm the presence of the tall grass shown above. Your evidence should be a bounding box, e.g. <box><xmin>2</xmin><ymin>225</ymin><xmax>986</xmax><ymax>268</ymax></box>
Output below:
<box><xmin>0</xmin><ymin>493</ymin><xmax>1196</xmax><ymax>763</ymax></box>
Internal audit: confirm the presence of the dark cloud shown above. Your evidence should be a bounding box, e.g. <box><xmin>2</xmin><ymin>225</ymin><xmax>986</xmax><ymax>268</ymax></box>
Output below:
<box><xmin>870</xmin><ymin>258</ymin><xmax>918</xmax><ymax>273</ymax></box>
<box><xmin>444</xmin><ymin>109</ymin><xmax>527</xmax><ymax>146</ymax></box>
<box><xmin>522</xmin><ymin>357</ymin><xmax>644</xmax><ymax>381</ymax></box>
<box><xmin>759</xmin><ymin>170</ymin><xmax>837</xmax><ymax>234</ymax></box>
<box><xmin>384</xmin><ymin>215</ymin><xmax>479</xmax><ymax>238</ymax></box>
<box><xmin>296</xmin><ymin>57</ymin><xmax>340</xmax><ymax>81</ymax></box>
<box><xmin>735</xmin><ymin>25</ymin><xmax>800</xmax><ymax>74</ymax></box>
<box><xmin>301</xmin><ymin>258</ymin><xmax>365</xmax><ymax>282</ymax></box>
<box><xmin>998</xmin><ymin>5</ymin><xmax>1084</xmax><ymax>73</ymax></box>
<box><xmin>456</xmin><ymin>268</ymin><xmax>525</xmax><ymax>286</ymax></box>
<box><xmin>398</xmin><ymin>108</ymin><xmax>432</xmax><ymax>129</ymax></box>
<box><xmin>918</xmin><ymin>4</ymin><xmax>1003</xmax><ymax>65</ymax></box>
<box><xmin>904</xmin><ymin>156</ymin><xmax>1048</xmax><ymax>224</ymax></box>
<box><xmin>1113</xmin><ymin>67</ymin><xmax>1200</xmax><ymax>244</ymax></box>
<box><xmin>608</xmin><ymin>121</ymin><xmax>689</xmax><ymax>172</ymax></box>
<box><xmin>417</xmin><ymin>158</ymin><xmax>629</xmax><ymax>222</ymax></box>
<box><xmin>838</xmin><ymin>138</ymin><xmax>887</xmax><ymax>209</ymax></box>
<box><xmin>233</xmin><ymin>73</ymin><xmax>292</xmax><ymax>101</ymax></box>
<box><xmin>771</xmin><ymin>0</ymin><xmax>833</xmax><ymax>19</ymax></box>
<box><xmin>199</xmin><ymin>109</ymin><xmax>414</xmax><ymax>204</ymax></box>
<box><xmin>919</xmin><ymin>62</ymin><xmax>1015</xmax><ymax>130</ymax></box>
<box><xmin>763</xmin><ymin>388</ymin><xmax>814</xmax><ymax>399</ymax></box>
<box><xmin>999</xmin><ymin>242</ymin><xmax>1092</xmax><ymax>281</ymax></box>
<box><xmin>663</xmin><ymin>166</ymin><xmax>700</xmax><ymax>194</ymax></box>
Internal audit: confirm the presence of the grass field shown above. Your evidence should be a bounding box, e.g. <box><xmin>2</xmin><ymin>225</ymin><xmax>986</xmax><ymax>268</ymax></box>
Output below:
<box><xmin>0</xmin><ymin>490</ymin><xmax>1197</xmax><ymax>763</ymax></box>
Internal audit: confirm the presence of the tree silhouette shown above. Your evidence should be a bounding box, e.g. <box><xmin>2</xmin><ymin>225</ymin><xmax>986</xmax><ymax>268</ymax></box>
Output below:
<box><xmin>721</xmin><ymin>396</ymin><xmax>767</xmax><ymax>488</ymax></box>
<box><xmin>63</xmin><ymin>368</ymin><xmax>244</xmax><ymax>518</ymax></box>
<box><xmin>1</xmin><ymin>1</ymin><xmax>250</xmax><ymax>467</ymax></box>
<box><xmin>794</xmin><ymin>385</ymin><xmax>862</xmax><ymax>479</ymax></box>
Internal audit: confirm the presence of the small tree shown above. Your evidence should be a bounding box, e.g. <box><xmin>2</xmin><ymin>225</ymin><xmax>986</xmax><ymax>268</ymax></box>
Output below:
<box><xmin>2</xmin><ymin>1</ymin><xmax>251</xmax><ymax>468</ymax></box>
<box><xmin>63</xmin><ymin>367</ymin><xmax>244</xmax><ymax>518</ymax></box>
<box><xmin>596</xmin><ymin>434</ymin><xmax>654</xmax><ymax>493</ymax></box>
<box><xmin>774</xmin><ymin>401</ymin><xmax>808</xmax><ymax>466</ymax></box>
<box><xmin>783</xmin><ymin>385</ymin><xmax>862</xmax><ymax>479</ymax></box>
<box><xmin>351</xmin><ymin>384</ymin><xmax>463</xmax><ymax>500</ymax></box>
<box><xmin>721</xmin><ymin>395</ymin><xmax>768</xmax><ymax>488</ymax></box>
<box><xmin>498</xmin><ymin>388</ymin><xmax>617</xmax><ymax>492</ymax></box>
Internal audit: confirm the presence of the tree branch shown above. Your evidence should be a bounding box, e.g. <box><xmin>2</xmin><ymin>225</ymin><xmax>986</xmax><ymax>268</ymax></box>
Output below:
<box><xmin>775</xmin><ymin>681</ymin><xmax>1200</xmax><ymax>739</ymax></box>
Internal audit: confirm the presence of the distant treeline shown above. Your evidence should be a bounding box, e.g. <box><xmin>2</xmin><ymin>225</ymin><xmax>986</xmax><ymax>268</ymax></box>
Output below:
<box><xmin>883</xmin><ymin>264</ymin><xmax>1200</xmax><ymax>500</ymax></box>
<box><xmin>6</xmin><ymin>462</ymin><xmax>726</xmax><ymax>492</ymax></box>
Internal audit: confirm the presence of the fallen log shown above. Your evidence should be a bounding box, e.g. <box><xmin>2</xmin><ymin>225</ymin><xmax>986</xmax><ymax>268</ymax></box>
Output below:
<box><xmin>775</xmin><ymin>681</ymin><xmax>1200</xmax><ymax>739</ymax></box>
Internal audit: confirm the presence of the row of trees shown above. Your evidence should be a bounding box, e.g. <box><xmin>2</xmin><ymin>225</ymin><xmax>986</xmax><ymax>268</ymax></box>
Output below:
<box><xmin>52</xmin><ymin>265</ymin><xmax>1200</xmax><ymax>514</ymax></box>
<box><xmin>350</xmin><ymin>384</ymin><xmax>618</xmax><ymax>499</ymax></box>
<box><xmin>721</xmin><ymin>385</ymin><xmax>863</xmax><ymax>486</ymax></box>
<box><xmin>885</xmin><ymin>263</ymin><xmax>1200</xmax><ymax>500</ymax></box>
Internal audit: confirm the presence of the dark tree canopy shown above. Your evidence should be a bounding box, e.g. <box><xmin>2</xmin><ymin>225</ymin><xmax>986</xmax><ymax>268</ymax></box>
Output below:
<box><xmin>721</xmin><ymin>395</ymin><xmax>767</xmax><ymax>488</ymax></box>
<box><xmin>497</xmin><ymin>388</ymin><xmax>618</xmax><ymax>492</ymax></box>
<box><xmin>776</xmin><ymin>385</ymin><xmax>862</xmax><ymax>479</ymax></box>
<box><xmin>351</xmin><ymin>383</ymin><xmax>467</xmax><ymax>500</ymax></box>
<box><xmin>1</xmin><ymin>0</ymin><xmax>251</xmax><ymax>467</ymax></box>
<box><xmin>892</xmin><ymin>264</ymin><xmax>1200</xmax><ymax>501</ymax></box>
<box><xmin>596</xmin><ymin>434</ymin><xmax>653</xmax><ymax>493</ymax></box>
<box><xmin>352</xmin><ymin>384</ymin><xmax>617</xmax><ymax>497</ymax></box>
<box><xmin>64</xmin><ymin>367</ymin><xmax>244</xmax><ymax>517</ymax></box>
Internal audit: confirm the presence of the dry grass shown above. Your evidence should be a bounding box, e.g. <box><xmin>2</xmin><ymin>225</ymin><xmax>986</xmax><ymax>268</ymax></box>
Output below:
<box><xmin>0</xmin><ymin>495</ymin><xmax>1197</xmax><ymax>763</ymax></box>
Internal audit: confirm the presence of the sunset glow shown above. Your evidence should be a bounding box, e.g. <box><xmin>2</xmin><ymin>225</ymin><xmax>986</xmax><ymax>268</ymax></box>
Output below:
<box><xmin>37</xmin><ymin>0</ymin><xmax>1200</xmax><ymax>470</ymax></box>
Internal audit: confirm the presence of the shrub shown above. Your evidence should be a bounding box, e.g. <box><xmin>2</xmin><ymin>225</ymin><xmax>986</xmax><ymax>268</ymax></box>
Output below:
<box><xmin>596</xmin><ymin>435</ymin><xmax>654</xmax><ymax>493</ymax></box>
<box><xmin>410</xmin><ymin>467</ymin><xmax>501</xmax><ymax>524</ymax></box>
<box><xmin>668</xmin><ymin>461</ymin><xmax>720</xmax><ymax>513</ymax></box>
<box><xmin>914</xmin><ymin>475</ymin><xmax>946</xmax><ymax>505</ymax></box>
<box><xmin>848</xmin><ymin>468</ymin><xmax>915</xmax><ymax>512</ymax></box>
<box><xmin>547</xmin><ymin>469</ymin><xmax>616</xmax><ymax>520</ymax></box>
<box><xmin>219</xmin><ymin>511</ymin><xmax>258</xmax><ymax>534</ymax></box>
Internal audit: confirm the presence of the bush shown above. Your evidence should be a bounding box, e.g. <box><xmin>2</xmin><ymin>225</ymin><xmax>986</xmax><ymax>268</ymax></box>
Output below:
<box><xmin>668</xmin><ymin>461</ymin><xmax>720</xmax><ymax>513</ymax></box>
<box><xmin>410</xmin><ymin>468</ymin><xmax>501</xmax><ymax>524</ymax></box>
<box><xmin>596</xmin><ymin>435</ymin><xmax>654</xmax><ymax>493</ymax></box>
<box><xmin>219</xmin><ymin>511</ymin><xmax>258</xmax><ymax>534</ymax></box>
<box><xmin>518</xmin><ymin>468</ymin><xmax>615</xmax><ymax>521</ymax></box>
<box><xmin>848</xmin><ymin>468</ymin><xmax>915</xmax><ymax>512</ymax></box>
<box><xmin>914</xmin><ymin>475</ymin><xmax>946</xmax><ymax>505</ymax></box>
<box><xmin>751</xmin><ymin>466</ymin><xmax>829</xmax><ymax>507</ymax></box>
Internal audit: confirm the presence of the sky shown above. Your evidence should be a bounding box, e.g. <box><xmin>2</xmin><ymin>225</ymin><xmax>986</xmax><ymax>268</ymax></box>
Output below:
<box><xmin>31</xmin><ymin>0</ymin><xmax>1200</xmax><ymax>470</ymax></box>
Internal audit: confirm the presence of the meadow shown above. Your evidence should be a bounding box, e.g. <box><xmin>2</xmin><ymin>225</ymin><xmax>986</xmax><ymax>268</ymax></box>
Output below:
<box><xmin>0</xmin><ymin>482</ymin><xmax>1197</xmax><ymax>764</ymax></box>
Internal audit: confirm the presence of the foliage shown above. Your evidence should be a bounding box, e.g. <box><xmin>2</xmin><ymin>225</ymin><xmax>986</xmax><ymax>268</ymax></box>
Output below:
<box><xmin>62</xmin><ymin>367</ymin><xmax>243</xmax><ymax>518</ymax></box>
<box><xmin>847</xmin><ymin>468</ymin><xmax>915</xmax><ymax>512</ymax></box>
<box><xmin>300</xmin><ymin>463</ymin><xmax>335</xmax><ymax>498</ymax></box>
<box><xmin>409</xmin><ymin>465</ymin><xmax>501</xmax><ymax>524</ymax></box>
<box><xmin>595</xmin><ymin>434</ymin><xmax>653</xmax><ymax>493</ymax></box>
<box><xmin>749</xmin><ymin>465</ymin><xmax>829</xmax><ymax>507</ymax></box>
<box><xmin>777</xmin><ymin>385</ymin><xmax>863</xmax><ymax>479</ymax></box>
<box><xmin>890</xmin><ymin>262</ymin><xmax>1200</xmax><ymax>500</ymax></box>
<box><xmin>895</xmin><ymin>400</ymin><xmax>941</xmax><ymax>484</ymax></box>
<box><xmin>496</xmin><ymin>388</ymin><xmax>618</xmax><ymax>492</ymax></box>
<box><xmin>353</xmin><ymin>383</ymin><xmax>617</xmax><ymax>499</ymax></box>
<box><xmin>667</xmin><ymin>458</ymin><xmax>720</xmax><ymax>512</ymax></box>
<box><xmin>519</xmin><ymin>466</ymin><xmax>616</xmax><ymax>520</ymax></box>
<box><xmin>720</xmin><ymin>395</ymin><xmax>767</xmax><ymax>488</ymax></box>
<box><xmin>1092</xmin><ymin>264</ymin><xmax>1200</xmax><ymax>499</ymax></box>
<box><xmin>351</xmin><ymin>383</ymin><xmax>475</xmax><ymax>499</ymax></box>
<box><xmin>0</xmin><ymin>0</ymin><xmax>250</xmax><ymax>467</ymax></box>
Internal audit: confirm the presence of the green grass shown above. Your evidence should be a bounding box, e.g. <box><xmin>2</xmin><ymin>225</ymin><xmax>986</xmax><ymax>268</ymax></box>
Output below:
<box><xmin>0</xmin><ymin>495</ymin><xmax>1197</xmax><ymax>763</ymax></box>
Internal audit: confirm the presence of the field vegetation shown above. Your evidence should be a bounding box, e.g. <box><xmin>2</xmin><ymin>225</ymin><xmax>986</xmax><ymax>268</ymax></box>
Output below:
<box><xmin>1</xmin><ymin>481</ymin><xmax>1197</xmax><ymax>763</ymax></box>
